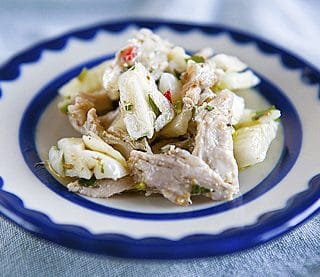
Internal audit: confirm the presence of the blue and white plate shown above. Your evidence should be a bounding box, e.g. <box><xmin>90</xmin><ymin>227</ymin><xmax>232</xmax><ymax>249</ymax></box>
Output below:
<box><xmin>0</xmin><ymin>19</ymin><xmax>319</xmax><ymax>259</ymax></box>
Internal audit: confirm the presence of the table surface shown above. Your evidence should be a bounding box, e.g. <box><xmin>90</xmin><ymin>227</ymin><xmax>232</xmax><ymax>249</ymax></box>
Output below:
<box><xmin>0</xmin><ymin>0</ymin><xmax>319</xmax><ymax>276</ymax></box>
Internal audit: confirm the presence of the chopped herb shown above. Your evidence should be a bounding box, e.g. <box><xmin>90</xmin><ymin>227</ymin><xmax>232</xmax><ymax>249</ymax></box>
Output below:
<box><xmin>191</xmin><ymin>184</ymin><xmax>201</xmax><ymax>195</ymax></box>
<box><xmin>186</xmin><ymin>55</ymin><xmax>205</xmax><ymax>63</ymax></box>
<box><xmin>205</xmin><ymin>105</ymin><xmax>214</xmax><ymax>111</ymax></box>
<box><xmin>191</xmin><ymin>185</ymin><xmax>211</xmax><ymax>195</ymax></box>
<box><xmin>124</xmin><ymin>104</ymin><xmax>133</xmax><ymax>111</ymax></box>
<box><xmin>77</xmin><ymin>67</ymin><xmax>88</xmax><ymax>82</ymax></box>
<box><xmin>78</xmin><ymin>177</ymin><xmax>96</xmax><ymax>187</ymax></box>
<box><xmin>173</xmin><ymin>69</ymin><xmax>182</xmax><ymax>80</ymax></box>
<box><xmin>100</xmin><ymin>164</ymin><xmax>104</xmax><ymax>174</ymax></box>
<box><xmin>252</xmin><ymin>106</ymin><xmax>275</xmax><ymax>121</ymax></box>
<box><xmin>211</xmin><ymin>82</ymin><xmax>226</xmax><ymax>93</ymax></box>
<box><xmin>174</xmin><ymin>101</ymin><xmax>183</xmax><ymax>114</ymax></box>
<box><xmin>124</xmin><ymin>65</ymin><xmax>135</xmax><ymax>71</ymax></box>
<box><xmin>58</xmin><ymin>98</ymin><xmax>72</xmax><ymax>114</ymax></box>
<box><xmin>148</xmin><ymin>95</ymin><xmax>160</xmax><ymax>117</ymax></box>
<box><xmin>275</xmin><ymin>118</ymin><xmax>281</xmax><ymax>123</ymax></box>
<box><xmin>59</xmin><ymin>102</ymin><xmax>70</xmax><ymax>114</ymax></box>
<box><xmin>134</xmin><ymin>182</ymin><xmax>146</xmax><ymax>191</ymax></box>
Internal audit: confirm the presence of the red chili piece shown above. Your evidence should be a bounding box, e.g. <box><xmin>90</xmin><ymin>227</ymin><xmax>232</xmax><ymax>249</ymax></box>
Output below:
<box><xmin>121</xmin><ymin>47</ymin><xmax>136</xmax><ymax>63</ymax></box>
<box><xmin>164</xmin><ymin>89</ymin><xmax>172</xmax><ymax>103</ymax></box>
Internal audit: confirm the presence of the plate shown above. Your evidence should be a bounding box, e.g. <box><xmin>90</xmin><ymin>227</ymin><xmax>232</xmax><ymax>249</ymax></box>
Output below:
<box><xmin>0</xmin><ymin>19</ymin><xmax>319</xmax><ymax>259</ymax></box>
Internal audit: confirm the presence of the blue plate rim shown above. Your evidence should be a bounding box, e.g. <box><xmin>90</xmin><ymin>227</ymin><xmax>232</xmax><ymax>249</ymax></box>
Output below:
<box><xmin>0</xmin><ymin>18</ymin><xmax>319</xmax><ymax>259</ymax></box>
<box><xmin>18</xmin><ymin>55</ymin><xmax>302</xmax><ymax>220</ymax></box>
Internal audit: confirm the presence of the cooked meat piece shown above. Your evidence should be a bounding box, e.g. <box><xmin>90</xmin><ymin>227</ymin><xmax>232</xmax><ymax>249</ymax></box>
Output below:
<box><xmin>193</xmin><ymin>89</ymin><xmax>239</xmax><ymax>188</ymax></box>
<box><xmin>151</xmin><ymin>136</ymin><xmax>193</xmax><ymax>154</ymax></box>
<box><xmin>68</xmin><ymin>96</ymin><xmax>94</xmax><ymax>129</ymax></box>
<box><xmin>98</xmin><ymin>107</ymin><xmax>120</xmax><ymax>130</ymax></box>
<box><xmin>181</xmin><ymin>62</ymin><xmax>219</xmax><ymax>108</ymax></box>
<box><xmin>128</xmin><ymin>146</ymin><xmax>237</xmax><ymax>206</ymax></box>
<box><xmin>83</xmin><ymin>109</ymin><xmax>105</xmax><ymax>136</ymax></box>
<box><xmin>67</xmin><ymin>96</ymin><xmax>105</xmax><ymax>136</ymax></box>
<box><xmin>103</xmin><ymin>131</ymin><xmax>152</xmax><ymax>159</ymax></box>
<box><xmin>80</xmin><ymin>89</ymin><xmax>114</xmax><ymax>115</ymax></box>
<box><xmin>67</xmin><ymin>176</ymin><xmax>134</xmax><ymax>198</ymax></box>
<box><xmin>67</xmin><ymin>96</ymin><xmax>151</xmax><ymax>158</ymax></box>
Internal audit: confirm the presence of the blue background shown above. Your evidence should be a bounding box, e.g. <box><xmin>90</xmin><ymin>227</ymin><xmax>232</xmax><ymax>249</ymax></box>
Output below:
<box><xmin>0</xmin><ymin>0</ymin><xmax>319</xmax><ymax>276</ymax></box>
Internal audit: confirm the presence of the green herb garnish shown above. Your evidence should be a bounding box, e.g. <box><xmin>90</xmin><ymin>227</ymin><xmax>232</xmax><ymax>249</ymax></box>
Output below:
<box><xmin>78</xmin><ymin>177</ymin><xmax>96</xmax><ymax>187</ymax></box>
<box><xmin>210</xmin><ymin>82</ymin><xmax>226</xmax><ymax>93</ymax></box>
<box><xmin>174</xmin><ymin>101</ymin><xmax>183</xmax><ymax>114</ymax></box>
<box><xmin>191</xmin><ymin>185</ymin><xmax>211</xmax><ymax>195</ymax></box>
<box><xmin>173</xmin><ymin>69</ymin><xmax>182</xmax><ymax>80</ymax></box>
<box><xmin>124</xmin><ymin>104</ymin><xmax>133</xmax><ymax>111</ymax></box>
<box><xmin>148</xmin><ymin>95</ymin><xmax>160</xmax><ymax>117</ymax></box>
<box><xmin>58</xmin><ymin>98</ymin><xmax>72</xmax><ymax>114</ymax></box>
<box><xmin>77</xmin><ymin>67</ymin><xmax>88</xmax><ymax>82</ymax></box>
<box><xmin>134</xmin><ymin>182</ymin><xmax>146</xmax><ymax>191</ymax></box>
<box><xmin>59</xmin><ymin>102</ymin><xmax>70</xmax><ymax>114</ymax></box>
<box><xmin>205</xmin><ymin>105</ymin><xmax>214</xmax><ymax>111</ymax></box>
<box><xmin>234</xmin><ymin>106</ymin><xmax>280</xmax><ymax>130</ymax></box>
<box><xmin>186</xmin><ymin>55</ymin><xmax>205</xmax><ymax>63</ymax></box>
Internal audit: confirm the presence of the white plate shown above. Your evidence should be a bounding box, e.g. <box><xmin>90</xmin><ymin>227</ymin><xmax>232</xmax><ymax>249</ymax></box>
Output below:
<box><xmin>0</xmin><ymin>19</ymin><xmax>319</xmax><ymax>258</ymax></box>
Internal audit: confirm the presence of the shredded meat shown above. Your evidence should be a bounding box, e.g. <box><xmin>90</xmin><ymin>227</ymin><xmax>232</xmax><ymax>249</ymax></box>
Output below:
<box><xmin>103</xmin><ymin>132</ymin><xmax>152</xmax><ymax>159</ymax></box>
<box><xmin>67</xmin><ymin>96</ymin><xmax>104</xmax><ymax>136</ymax></box>
<box><xmin>80</xmin><ymin>89</ymin><xmax>114</xmax><ymax>115</ymax></box>
<box><xmin>181</xmin><ymin>63</ymin><xmax>219</xmax><ymax>108</ymax></box>
<box><xmin>193</xmin><ymin>89</ymin><xmax>239</xmax><ymax>188</ymax></box>
<box><xmin>67</xmin><ymin>96</ymin><xmax>151</xmax><ymax>158</ymax></box>
<box><xmin>98</xmin><ymin>108</ymin><xmax>120</xmax><ymax>130</ymax></box>
<box><xmin>128</xmin><ymin>146</ymin><xmax>237</xmax><ymax>206</ymax></box>
<box><xmin>67</xmin><ymin>176</ymin><xmax>134</xmax><ymax>198</ymax></box>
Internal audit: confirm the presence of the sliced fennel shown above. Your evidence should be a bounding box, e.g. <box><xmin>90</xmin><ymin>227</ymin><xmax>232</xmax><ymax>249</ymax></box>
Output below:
<box><xmin>158</xmin><ymin>72</ymin><xmax>182</xmax><ymax>104</ymax></box>
<box><xmin>167</xmin><ymin>46</ymin><xmax>188</xmax><ymax>73</ymax></box>
<box><xmin>233</xmin><ymin>107</ymin><xmax>281</xmax><ymax>168</ymax></box>
<box><xmin>234</xmin><ymin>120</ymin><xmax>279</xmax><ymax>168</ymax></box>
<box><xmin>82</xmin><ymin>132</ymin><xmax>127</xmax><ymax>167</ymax></box>
<box><xmin>220</xmin><ymin>70</ymin><xmax>260</xmax><ymax>90</ymax></box>
<box><xmin>211</xmin><ymin>54</ymin><xmax>247</xmax><ymax>72</ymax></box>
<box><xmin>48</xmin><ymin>136</ymin><xmax>128</xmax><ymax>180</ymax></box>
<box><xmin>235</xmin><ymin>106</ymin><xmax>281</xmax><ymax>129</ymax></box>
<box><xmin>159</xmin><ymin>107</ymin><xmax>193</xmax><ymax>138</ymax></box>
<box><xmin>58</xmin><ymin>61</ymin><xmax>110</xmax><ymax>110</ymax></box>
<box><xmin>119</xmin><ymin>63</ymin><xmax>174</xmax><ymax>140</ymax></box>
<box><xmin>231</xmin><ymin>92</ymin><xmax>245</xmax><ymax>125</ymax></box>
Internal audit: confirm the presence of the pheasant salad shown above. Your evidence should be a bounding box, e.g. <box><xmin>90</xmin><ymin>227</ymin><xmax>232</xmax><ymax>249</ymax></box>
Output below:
<box><xmin>47</xmin><ymin>29</ymin><xmax>281</xmax><ymax>206</ymax></box>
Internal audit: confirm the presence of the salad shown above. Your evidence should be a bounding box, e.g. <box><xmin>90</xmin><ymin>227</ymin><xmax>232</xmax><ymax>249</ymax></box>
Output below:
<box><xmin>47</xmin><ymin>29</ymin><xmax>281</xmax><ymax>206</ymax></box>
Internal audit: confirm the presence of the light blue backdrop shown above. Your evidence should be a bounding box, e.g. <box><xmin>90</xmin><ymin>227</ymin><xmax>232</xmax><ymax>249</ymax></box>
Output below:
<box><xmin>0</xmin><ymin>1</ymin><xmax>319</xmax><ymax>276</ymax></box>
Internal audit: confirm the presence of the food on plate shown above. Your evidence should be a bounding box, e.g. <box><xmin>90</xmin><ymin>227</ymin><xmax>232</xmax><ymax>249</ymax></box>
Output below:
<box><xmin>47</xmin><ymin>28</ymin><xmax>281</xmax><ymax>206</ymax></box>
